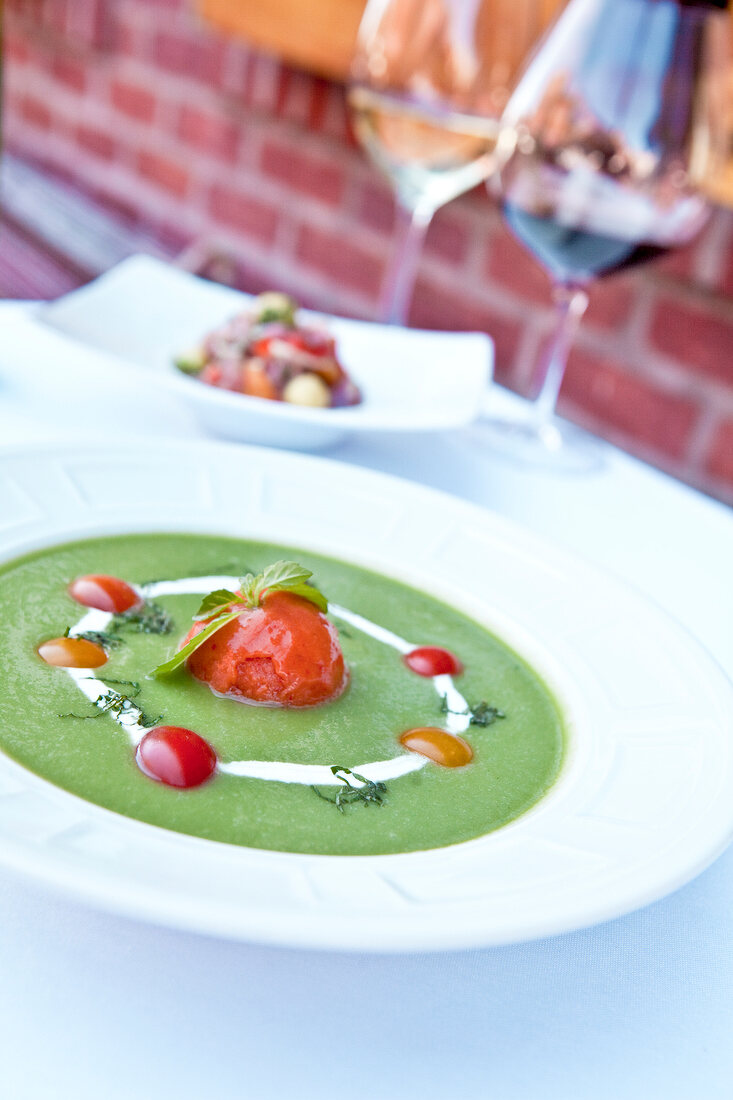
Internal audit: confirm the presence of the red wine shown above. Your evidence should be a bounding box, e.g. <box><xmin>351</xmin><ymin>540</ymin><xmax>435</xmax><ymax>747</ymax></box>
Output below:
<box><xmin>503</xmin><ymin>202</ymin><xmax>669</xmax><ymax>283</ymax></box>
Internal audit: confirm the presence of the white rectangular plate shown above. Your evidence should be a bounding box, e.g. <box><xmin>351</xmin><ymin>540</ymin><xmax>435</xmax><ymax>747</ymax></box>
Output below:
<box><xmin>39</xmin><ymin>255</ymin><xmax>493</xmax><ymax>450</ymax></box>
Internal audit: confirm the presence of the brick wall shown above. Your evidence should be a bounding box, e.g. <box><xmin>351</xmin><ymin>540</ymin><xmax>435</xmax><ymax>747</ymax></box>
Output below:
<box><xmin>2</xmin><ymin>0</ymin><xmax>733</xmax><ymax>504</ymax></box>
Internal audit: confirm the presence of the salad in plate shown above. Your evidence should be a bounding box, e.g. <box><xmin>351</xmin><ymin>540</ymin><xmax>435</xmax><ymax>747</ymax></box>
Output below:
<box><xmin>174</xmin><ymin>292</ymin><xmax>362</xmax><ymax>409</ymax></box>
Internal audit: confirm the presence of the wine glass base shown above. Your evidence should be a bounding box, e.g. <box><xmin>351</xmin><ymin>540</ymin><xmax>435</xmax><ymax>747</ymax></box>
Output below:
<box><xmin>470</xmin><ymin>415</ymin><xmax>604</xmax><ymax>473</ymax></box>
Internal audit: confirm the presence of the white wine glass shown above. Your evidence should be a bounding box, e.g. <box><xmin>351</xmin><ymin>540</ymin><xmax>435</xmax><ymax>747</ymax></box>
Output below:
<box><xmin>349</xmin><ymin>0</ymin><xmax>532</xmax><ymax>325</ymax></box>
<box><xmin>483</xmin><ymin>0</ymin><xmax>730</xmax><ymax>467</ymax></box>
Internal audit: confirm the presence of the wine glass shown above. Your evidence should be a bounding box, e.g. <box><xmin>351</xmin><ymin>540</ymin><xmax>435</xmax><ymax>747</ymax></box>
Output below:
<box><xmin>348</xmin><ymin>0</ymin><xmax>534</xmax><ymax>325</ymax></box>
<box><xmin>483</xmin><ymin>0</ymin><xmax>730</xmax><ymax>467</ymax></box>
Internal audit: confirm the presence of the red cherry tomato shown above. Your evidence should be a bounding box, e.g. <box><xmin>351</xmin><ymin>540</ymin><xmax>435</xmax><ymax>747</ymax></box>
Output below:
<box><xmin>252</xmin><ymin>330</ymin><xmax>335</xmax><ymax>359</ymax></box>
<box><xmin>69</xmin><ymin>574</ymin><xmax>140</xmax><ymax>614</ymax></box>
<box><xmin>136</xmin><ymin>726</ymin><xmax>217</xmax><ymax>789</ymax></box>
<box><xmin>403</xmin><ymin>646</ymin><xmax>463</xmax><ymax>677</ymax></box>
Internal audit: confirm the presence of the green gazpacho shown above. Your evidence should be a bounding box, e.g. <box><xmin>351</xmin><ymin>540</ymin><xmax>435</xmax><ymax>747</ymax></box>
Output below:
<box><xmin>0</xmin><ymin>533</ymin><xmax>565</xmax><ymax>855</ymax></box>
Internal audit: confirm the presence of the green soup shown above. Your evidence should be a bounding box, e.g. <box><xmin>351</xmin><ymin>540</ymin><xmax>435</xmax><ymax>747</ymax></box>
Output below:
<box><xmin>0</xmin><ymin>534</ymin><xmax>565</xmax><ymax>854</ymax></box>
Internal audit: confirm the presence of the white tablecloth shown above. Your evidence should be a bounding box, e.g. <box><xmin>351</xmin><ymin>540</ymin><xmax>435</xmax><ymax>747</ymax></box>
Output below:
<box><xmin>1</xmin><ymin>302</ymin><xmax>731</xmax><ymax>1099</ymax></box>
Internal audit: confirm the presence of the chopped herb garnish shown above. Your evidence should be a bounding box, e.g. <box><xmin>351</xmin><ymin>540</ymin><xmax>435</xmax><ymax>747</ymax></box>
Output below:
<box><xmin>111</xmin><ymin>600</ymin><xmax>173</xmax><ymax>636</ymax></box>
<box><xmin>75</xmin><ymin>629</ymin><xmax>123</xmax><ymax>650</ymax></box>
<box><xmin>311</xmin><ymin>766</ymin><xmax>388</xmax><ymax>813</ymax></box>
<box><xmin>440</xmin><ymin>697</ymin><xmax>506</xmax><ymax>727</ymax></box>
<box><xmin>82</xmin><ymin>677</ymin><xmax>141</xmax><ymax>697</ymax></box>
<box><xmin>152</xmin><ymin>561</ymin><xmax>328</xmax><ymax>678</ymax></box>
<box><xmin>469</xmin><ymin>701</ymin><xmax>505</xmax><ymax>727</ymax></box>
<box><xmin>59</xmin><ymin>687</ymin><xmax>161</xmax><ymax>726</ymax></box>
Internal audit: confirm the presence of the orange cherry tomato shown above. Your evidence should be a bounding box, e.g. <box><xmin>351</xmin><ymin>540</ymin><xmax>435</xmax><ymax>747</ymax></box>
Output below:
<box><xmin>242</xmin><ymin>362</ymin><xmax>279</xmax><ymax>400</ymax></box>
<box><xmin>37</xmin><ymin>636</ymin><xmax>108</xmax><ymax>668</ymax></box>
<box><xmin>400</xmin><ymin>727</ymin><xmax>473</xmax><ymax>768</ymax></box>
<box><xmin>69</xmin><ymin>574</ymin><xmax>140</xmax><ymax>614</ymax></box>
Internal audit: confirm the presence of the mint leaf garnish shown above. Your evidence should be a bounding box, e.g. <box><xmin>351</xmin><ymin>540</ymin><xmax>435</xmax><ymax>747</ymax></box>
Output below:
<box><xmin>239</xmin><ymin>560</ymin><xmax>327</xmax><ymax>611</ymax></box>
<box><xmin>151</xmin><ymin>560</ymin><xmax>328</xmax><ymax>678</ymax></box>
<box><xmin>151</xmin><ymin>609</ymin><xmax>242</xmax><ymax>678</ymax></box>
<box><xmin>193</xmin><ymin>588</ymin><xmax>241</xmax><ymax>621</ymax></box>
<box><xmin>280</xmin><ymin>582</ymin><xmax>327</xmax><ymax>613</ymax></box>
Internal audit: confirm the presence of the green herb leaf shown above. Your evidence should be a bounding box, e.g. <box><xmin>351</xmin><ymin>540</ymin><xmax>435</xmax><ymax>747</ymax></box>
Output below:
<box><xmin>112</xmin><ymin>601</ymin><xmax>173</xmax><ymax>636</ymax></box>
<box><xmin>150</xmin><ymin>609</ymin><xmax>242</xmax><ymax>678</ymax></box>
<box><xmin>242</xmin><ymin>560</ymin><xmax>327</xmax><ymax>610</ymax></box>
<box><xmin>281</xmin><ymin>582</ymin><xmax>327</xmax><ymax>613</ymax></box>
<box><xmin>59</xmin><ymin>687</ymin><xmax>160</xmax><ymax>726</ymax></box>
<box><xmin>469</xmin><ymin>701</ymin><xmax>505</xmax><ymax>727</ymax></box>
<box><xmin>76</xmin><ymin>629</ymin><xmax>123</xmax><ymax>650</ymax></box>
<box><xmin>193</xmin><ymin>588</ymin><xmax>242</xmax><ymax>621</ymax></box>
<box><xmin>311</xmin><ymin>766</ymin><xmax>388</xmax><ymax>813</ymax></box>
<box><xmin>439</xmin><ymin>697</ymin><xmax>506</xmax><ymax>727</ymax></box>
<box><xmin>200</xmin><ymin>560</ymin><xmax>328</xmax><ymax>613</ymax></box>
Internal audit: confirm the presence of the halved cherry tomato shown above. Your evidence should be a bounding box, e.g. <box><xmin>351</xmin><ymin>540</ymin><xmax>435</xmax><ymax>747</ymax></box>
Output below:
<box><xmin>242</xmin><ymin>361</ymin><xmax>279</xmax><ymax>400</ymax></box>
<box><xmin>37</xmin><ymin>636</ymin><xmax>108</xmax><ymax>668</ymax></box>
<box><xmin>69</xmin><ymin>574</ymin><xmax>140</xmax><ymax>614</ymax></box>
<box><xmin>136</xmin><ymin>726</ymin><xmax>217</xmax><ymax>789</ymax></box>
<box><xmin>403</xmin><ymin>646</ymin><xmax>463</xmax><ymax>677</ymax></box>
<box><xmin>251</xmin><ymin>330</ymin><xmax>335</xmax><ymax>360</ymax></box>
<box><xmin>400</xmin><ymin>727</ymin><xmax>473</xmax><ymax>767</ymax></box>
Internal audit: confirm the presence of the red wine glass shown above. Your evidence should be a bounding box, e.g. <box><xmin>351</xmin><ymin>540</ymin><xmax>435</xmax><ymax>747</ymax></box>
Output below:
<box><xmin>485</xmin><ymin>0</ymin><xmax>730</xmax><ymax>467</ymax></box>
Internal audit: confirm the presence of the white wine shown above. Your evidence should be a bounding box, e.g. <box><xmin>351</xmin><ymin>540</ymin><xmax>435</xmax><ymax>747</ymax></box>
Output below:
<box><xmin>348</xmin><ymin>86</ymin><xmax>498</xmax><ymax>210</ymax></box>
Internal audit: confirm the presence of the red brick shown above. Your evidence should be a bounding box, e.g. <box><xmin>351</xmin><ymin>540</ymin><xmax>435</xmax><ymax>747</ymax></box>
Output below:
<box><xmin>486</xmin><ymin>225</ymin><xmax>552</xmax><ymax>307</ymax></box>
<box><xmin>4</xmin><ymin>33</ymin><xmax>30</xmax><ymax>64</ymax></box>
<box><xmin>651</xmin><ymin>239</ymin><xmax>698</xmax><ymax>282</ymax></box>
<box><xmin>275</xmin><ymin>67</ymin><xmax>316</xmax><ymax>125</ymax></box>
<box><xmin>721</xmin><ymin>231</ymin><xmax>733</xmax><ymax>299</ymax></box>
<box><xmin>425</xmin><ymin>210</ymin><xmax>470</xmax><ymax>265</ymax></box>
<box><xmin>138</xmin><ymin>151</ymin><xmax>190</xmax><ymax>198</ymax></box>
<box><xmin>295</xmin><ymin>225</ymin><xmax>383</xmax><ymax>297</ymax></box>
<box><xmin>20</xmin><ymin>95</ymin><xmax>53</xmax><ymax>131</ymax></box>
<box><xmin>76</xmin><ymin>124</ymin><xmax>116</xmax><ymax>161</ymax></box>
<box><xmin>704</xmin><ymin>419</ymin><xmax>733</xmax><ymax>487</ymax></box>
<box><xmin>648</xmin><ymin>297</ymin><xmax>733</xmax><ymax>385</ymax></box>
<box><xmin>111</xmin><ymin>79</ymin><xmax>156</xmax><ymax>123</ymax></box>
<box><xmin>561</xmin><ymin>349</ymin><xmax>700</xmax><ymax>461</ymax></box>
<box><xmin>357</xmin><ymin>181</ymin><xmax>395</xmax><ymax>234</ymax></box>
<box><xmin>585</xmin><ymin>276</ymin><xmax>634</xmax><ymax>331</ymax></box>
<box><xmin>316</xmin><ymin>84</ymin><xmax>351</xmax><ymax>143</ymax></box>
<box><xmin>154</xmin><ymin>31</ymin><xmax>197</xmax><ymax>75</ymax></box>
<box><xmin>409</xmin><ymin>277</ymin><xmax>522</xmax><ymax>382</ymax></box>
<box><xmin>51</xmin><ymin>56</ymin><xmax>87</xmax><ymax>93</ymax></box>
<box><xmin>260</xmin><ymin>140</ymin><xmax>345</xmax><ymax>205</ymax></box>
<box><xmin>308</xmin><ymin>78</ymin><xmax>332</xmax><ymax>131</ymax></box>
<box><xmin>154</xmin><ymin>30</ymin><xmax>227</xmax><ymax>85</ymax></box>
<box><xmin>209</xmin><ymin>185</ymin><xmax>279</xmax><ymax>244</ymax></box>
<box><xmin>178</xmin><ymin>105</ymin><xmax>241</xmax><ymax>162</ymax></box>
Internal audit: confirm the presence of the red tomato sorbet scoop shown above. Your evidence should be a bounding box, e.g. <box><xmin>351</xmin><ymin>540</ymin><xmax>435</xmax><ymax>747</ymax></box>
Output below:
<box><xmin>136</xmin><ymin>726</ymin><xmax>217</xmax><ymax>788</ymax></box>
<box><xmin>184</xmin><ymin>590</ymin><xmax>347</xmax><ymax>708</ymax></box>
<box><xmin>69</xmin><ymin>574</ymin><xmax>140</xmax><ymax>614</ymax></box>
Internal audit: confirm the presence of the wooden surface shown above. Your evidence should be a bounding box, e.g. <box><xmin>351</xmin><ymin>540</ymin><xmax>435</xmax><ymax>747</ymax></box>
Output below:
<box><xmin>198</xmin><ymin>0</ymin><xmax>733</xmax><ymax>205</ymax></box>
<box><xmin>198</xmin><ymin>0</ymin><xmax>366</xmax><ymax>81</ymax></box>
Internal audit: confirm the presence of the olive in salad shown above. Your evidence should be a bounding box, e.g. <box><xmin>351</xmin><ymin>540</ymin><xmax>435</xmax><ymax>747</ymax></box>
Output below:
<box><xmin>174</xmin><ymin>292</ymin><xmax>362</xmax><ymax>408</ymax></box>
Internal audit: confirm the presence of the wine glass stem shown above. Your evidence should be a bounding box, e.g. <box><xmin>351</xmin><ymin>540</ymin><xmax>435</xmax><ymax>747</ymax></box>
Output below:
<box><xmin>532</xmin><ymin>284</ymin><xmax>589</xmax><ymax>426</ymax></box>
<box><xmin>379</xmin><ymin>199</ymin><xmax>434</xmax><ymax>326</ymax></box>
